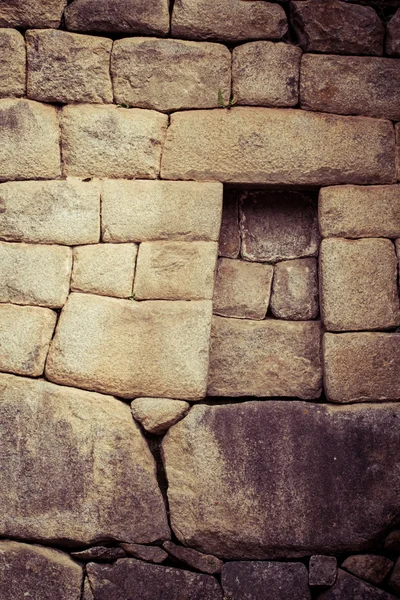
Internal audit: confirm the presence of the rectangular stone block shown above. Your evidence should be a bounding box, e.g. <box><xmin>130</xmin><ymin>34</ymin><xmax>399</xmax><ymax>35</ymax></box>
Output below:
<box><xmin>161</xmin><ymin>107</ymin><xmax>395</xmax><ymax>186</ymax></box>
<box><xmin>0</xmin><ymin>29</ymin><xmax>26</xmax><ymax>98</ymax></box>
<box><xmin>0</xmin><ymin>0</ymin><xmax>66</xmax><ymax>28</ymax></box>
<box><xmin>396</xmin><ymin>124</ymin><xmax>400</xmax><ymax>181</ymax></box>
<box><xmin>219</xmin><ymin>190</ymin><xmax>240</xmax><ymax>259</ymax></box>
<box><xmin>271</xmin><ymin>258</ymin><xmax>319</xmax><ymax>320</ymax></box>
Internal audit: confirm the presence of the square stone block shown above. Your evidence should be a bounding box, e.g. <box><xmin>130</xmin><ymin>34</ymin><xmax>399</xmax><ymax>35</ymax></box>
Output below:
<box><xmin>0</xmin><ymin>29</ymin><xmax>26</xmax><ymax>98</ymax></box>
<box><xmin>271</xmin><ymin>258</ymin><xmax>319</xmax><ymax>320</ymax></box>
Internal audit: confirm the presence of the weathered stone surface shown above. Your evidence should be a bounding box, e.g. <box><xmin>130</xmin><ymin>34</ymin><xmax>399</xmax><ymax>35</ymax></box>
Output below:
<box><xmin>46</xmin><ymin>293</ymin><xmax>212</xmax><ymax>400</ymax></box>
<box><xmin>0</xmin><ymin>373</ymin><xmax>170</xmax><ymax>544</ymax></box>
<box><xmin>301</xmin><ymin>55</ymin><xmax>400</xmax><ymax>121</ymax></box>
<box><xmin>309</xmin><ymin>555</ymin><xmax>337</xmax><ymax>587</ymax></box>
<box><xmin>387</xmin><ymin>9</ymin><xmax>400</xmax><ymax>56</ymax></box>
<box><xmin>131</xmin><ymin>398</ymin><xmax>190</xmax><ymax>435</ymax></box>
<box><xmin>27</xmin><ymin>30</ymin><xmax>113</xmax><ymax>104</ymax></box>
<box><xmin>271</xmin><ymin>258</ymin><xmax>319</xmax><ymax>321</ymax></box>
<box><xmin>163</xmin><ymin>401</ymin><xmax>400</xmax><ymax>559</ymax></box>
<box><xmin>119</xmin><ymin>543</ymin><xmax>168</xmax><ymax>564</ymax></box>
<box><xmin>342</xmin><ymin>555</ymin><xmax>393</xmax><ymax>585</ymax></box>
<box><xmin>208</xmin><ymin>317</ymin><xmax>322</xmax><ymax>398</ymax></box>
<box><xmin>71</xmin><ymin>547</ymin><xmax>126</xmax><ymax>562</ymax></box>
<box><xmin>0</xmin><ymin>541</ymin><xmax>82</xmax><ymax>600</ymax></box>
<box><xmin>397</xmin><ymin>124</ymin><xmax>400</xmax><ymax>182</ymax></box>
<box><xmin>0</xmin><ymin>0</ymin><xmax>66</xmax><ymax>28</ymax></box>
<box><xmin>389</xmin><ymin>558</ymin><xmax>400</xmax><ymax>594</ymax></box>
<box><xmin>213</xmin><ymin>258</ymin><xmax>274</xmax><ymax>320</ymax></box>
<box><xmin>102</xmin><ymin>180</ymin><xmax>223</xmax><ymax>243</ymax></box>
<box><xmin>65</xmin><ymin>0</ymin><xmax>170</xmax><ymax>35</ymax></box>
<box><xmin>319</xmin><ymin>569</ymin><xmax>397</xmax><ymax>599</ymax></box>
<box><xmin>0</xmin><ymin>242</ymin><xmax>72</xmax><ymax>308</ymax></box>
<box><xmin>161</xmin><ymin>108</ymin><xmax>396</xmax><ymax>186</ymax></box>
<box><xmin>0</xmin><ymin>99</ymin><xmax>60</xmax><ymax>181</ymax></box>
<box><xmin>171</xmin><ymin>0</ymin><xmax>287</xmax><ymax>42</ymax></box>
<box><xmin>219</xmin><ymin>191</ymin><xmax>240</xmax><ymax>259</ymax></box>
<box><xmin>87</xmin><ymin>559</ymin><xmax>223</xmax><ymax>599</ymax></box>
<box><xmin>320</xmin><ymin>238</ymin><xmax>400</xmax><ymax>331</ymax></box>
<box><xmin>163</xmin><ymin>541</ymin><xmax>223</xmax><ymax>575</ymax></box>
<box><xmin>0</xmin><ymin>304</ymin><xmax>57</xmax><ymax>376</ymax></box>
<box><xmin>112</xmin><ymin>38</ymin><xmax>231</xmax><ymax>112</ymax></box>
<box><xmin>324</xmin><ymin>332</ymin><xmax>400</xmax><ymax>402</ymax></box>
<box><xmin>385</xmin><ymin>530</ymin><xmax>400</xmax><ymax>552</ymax></box>
<box><xmin>72</xmin><ymin>244</ymin><xmax>137</xmax><ymax>298</ymax></box>
<box><xmin>61</xmin><ymin>105</ymin><xmax>168</xmax><ymax>179</ymax></box>
<box><xmin>0</xmin><ymin>29</ymin><xmax>25</xmax><ymax>98</ymax></box>
<box><xmin>291</xmin><ymin>1</ymin><xmax>384</xmax><ymax>55</ymax></box>
<box><xmin>319</xmin><ymin>185</ymin><xmax>400</xmax><ymax>239</ymax></box>
<box><xmin>134</xmin><ymin>241</ymin><xmax>218</xmax><ymax>301</ymax></box>
<box><xmin>0</xmin><ymin>179</ymin><xmax>100</xmax><ymax>245</ymax></box>
<box><xmin>83</xmin><ymin>578</ymin><xmax>95</xmax><ymax>600</ymax></box>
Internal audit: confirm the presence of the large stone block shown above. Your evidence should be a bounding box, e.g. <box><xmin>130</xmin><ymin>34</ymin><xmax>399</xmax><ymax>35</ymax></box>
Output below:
<box><xmin>387</xmin><ymin>9</ymin><xmax>400</xmax><ymax>56</ymax></box>
<box><xmin>319</xmin><ymin>569</ymin><xmax>397</xmax><ymax>600</ymax></box>
<box><xmin>207</xmin><ymin>316</ymin><xmax>322</xmax><ymax>398</ymax></box>
<box><xmin>0</xmin><ymin>29</ymin><xmax>25</xmax><ymax>98</ymax></box>
<box><xmin>270</xmin><ymin>258</ymin><xmax>319</xmax><ymax>321</ymax></box>
<box><xmin>46</xmin><ymin>293</ymin><xmax>212</xmax><ymax>400</ymax></box>
<box><xmin>161</xmin><ymin>107</ymin><xmax>395</xmax><ymax>186</ymax></box>
<box><xmin>0</xmin><ymin>373</ymin><xmax>170</xmax><ymax>544</ymax></box>
<box><xmin>0</xmin><ymin>0</ymin><xmax>66</xmax><ymax>28</ymax></box>
<box><xmin>162</xmin><ymin>401</ymin><xmax>400</xmax><ymax>559</ymax></box>
<box><xmin>112</xmin><ymin>38</ymin><xmax>231</xmax><ymax>112</ymax></box>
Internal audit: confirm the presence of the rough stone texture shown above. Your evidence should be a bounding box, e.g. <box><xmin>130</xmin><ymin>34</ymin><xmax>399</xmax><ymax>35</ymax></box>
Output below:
<box><xmin>87</xmin><ymin>559</ymin><xmax>223</xmax><ymax>599</ymax></box>
<box><xmin>232</xmin><ymin>41</ymin><xmax>302</xmax><ymax>107</ymax></box>
<box><xmin>320</xmin><ymin>238</ymin><xmax>400</xmax><ymax>331</ymax></box>
<box><xmin>0</xmin><ymin>541</ymin><xmax>82</xmax><ymax>600</ymax></box>
<box><xmin>71</xmin><ymin>244</ymin><xmax>138</xmax><ymax>299</ymax></box>
<box><xmin>46</xmin><ymin>293</ymin><xmax>212</xmax><ymax>400</ymax></box>
<box><xmin>323</xmin><ymin>332</ymin><xmax>400</xmax><ymax>402</ymax></box>
<box><xmin>397</xmin><ymin>124</ymin><xmax>400</xmax><ymax>182</ymax></box>
<box><xmin>342</xmin><ymin>555</ymin><xmax>393</xmax><ymax>585</ymax></box>
<box><xmin>219</xmin><ymin>191</ymin><xmax>240</xmax><ymax>259</ymax></box>
<box><xmin>213</xmin><ymin>258</ymin><xmax>274</xmax><ymax>320</ymax></box>
<box><xmin>0</xmin><ymin>179</ymin><xmax>100</xmax><ymax>245</ymax></box>
<box><xmin>71</xmin><ymin>547</ymin><xmax>126</xmax><ymax>562</ymax></box>
<box><xmin>0</xmin><ymin>242</ymin><xmax>72</xmax><ymax>308</ymax></box>
<box><xmin>163</xmin><ymin>541</ymin><xmax>223</xmax><ymax>575</ymax></box>
<box><xmin>171</xmin><ymin>0</ymin><xmax>288</xmax><ymax>42</ymax></box>
<box><xmin>319</xmin><ymin>185</ymin><xmax>400</xmax><ymax>239</ymax></box>
<box><xmin>0</xmin><ymin>304</ymin><xmax>57</xmax><ymax>376</ymax></box>
<box><xmin>131</xmin><ymin>398</ymin><xmax>190</xmax><ymax>435</ymax></box>
<box><xmin>83</xmin><ymin>578</ymin><xmax>95</xmax><ymax>600</ymax></box>
<box><xmin>101</xmin><ymin>180</ymin><xmax>223</xmax><ymax>243</ymax></box>
<box><xmin>385</xmin><ymin>530</ymin><xmax>400</xmax><ymax>552</ymax></box>
<box><xmin>0</xmin><ymin>29</ymin><xmax>26</xmax><ymax>98</ymax></box>
<box><xmin>61</xmin><ymin>105</ymin><xmax>168</xmax><ymax>179</ymax></box>
<box><xmin>389</xmin><ymin>558</ymin><xmax>400</xmax><ymax>595</ymax></box>
<box><xmin>300</xmin><ymin>55</ymin><xmax>400</xmax><ymax>121</ymax></box>
<box><xmin>161</xmin><ymin>108</ymin><xmax>396</xmax><ymax>186</ymax></box>
<box><xmin>309</xmin><ymin>555</ymin><xmax>337</xmax><ymax>587</ymax></box>
<box><xmin>387</xmin><ymin>9</ymin><xmax>400</xmax><ymax>56</ymax></box>
<box><xmin>0</xmin><ymin>0</ymin><xmax>66</xmax><ymax>28</ymax></box>
<box><xmin>162</xmin><ymin>401</ymin><xmax>400</xmax><ymax>559</ymax></box>
<box><xmin>0</xmin><ymin>373</ymin><xmax>170</xmax><ymax>544</ymax></box>
<box><xmin>319</xmin><ymin>569</ymin><xmax>397</xmax><ymax>599</ymax></box>
<box><xmin>208</xmin><ymin>317</ymin><xmax>322</xmax><ymax>398</ymax></box>
<box><xmin>271</xmin><ymin>258</ymin><xmax>319</xmax><ymax>321</ymax></box>
<box><xmin>134</xmin><ymin>241</ymin><xmax>218</xmax><ymax>301</ymax></box>
<box><xmin>120</xmin><ymin>543</ymin><xmax>168</xmax><ymax>564</ymax></box>
<box><xmin>26</xmin><ymin>30</ymin><xmax>113</xmax><ymax>104</ymax></box>
<box><xmin>112</xmin><ymin>38</ymin><xmax>231</xmax><ymax>112</ymax></box>
<box><xmin>0</xmin><ymin>99</ymin><xmax>60</xmax><ymax>182</ymax></box>
<box><xmin>291</xmin><ymin>1</ymin><xmax>384</xmax><ymax>55</ymax></box>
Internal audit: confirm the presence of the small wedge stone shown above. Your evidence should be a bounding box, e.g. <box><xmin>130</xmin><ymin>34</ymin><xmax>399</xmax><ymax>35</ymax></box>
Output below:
<box><xmin>219</xmin><ymin>191</ymin><xmax>240</xmax><ymax>258</ymax></box>
<box><xmin>342</xmin><ymin>555</ymin><xmax>393</xmax><ymax>586</ymax></box>
<box><xmin>71</xmin><ymin>547</ymin><xmax>126</xmax><ymax>562</ymax></box>
<box><xmin>131</xmin><ymin>398</ymin><xmax>190</xmax><ymax>435</ymax></box>
<box><xmin>0</xmin><ymin>0</ymin><xmax>66</xmax><ymax>28</ymax></box>
<box><xmin>271</xmin><ymin>258</ymin><xmax>319</xmax><ymax>320</ymax></box>
<box><xmin>0</xmin><ymin>29</ymin><xmax>26</xmax><ymax>98</ymax></box>
<box><xmin>120</xmin><ymin>543</ymin><xmax>168</xmax><ymax>564</ymax></box>
<box><xmin>163</xmin><ymin>541</ymin><xmax>223</xmax><ymax>575</ymax></box>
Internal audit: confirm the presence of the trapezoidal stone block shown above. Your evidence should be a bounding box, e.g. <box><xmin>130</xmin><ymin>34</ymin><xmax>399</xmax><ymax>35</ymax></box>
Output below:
<box><xmin>161</xmin><ymin>107</ymin><xmax>395</xmax><ymax>186</ymax></box>
<box><xmin>0</xmin><ymin>29</ymin><xmax>26</xmax><ymax>98</ymax></box>
<box><xmin>0</xmin><ymin>373</ymin><xmax>170</xmax><ymax>545</ymax></box>
<box><xmin>0</xmin><ymin>0</ymin><xmax>66</xmax><ymax>28</ymax></box>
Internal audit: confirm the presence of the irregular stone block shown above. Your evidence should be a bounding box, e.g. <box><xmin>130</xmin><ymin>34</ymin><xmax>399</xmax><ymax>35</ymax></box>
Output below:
<box><xmin>112</xmin><ymin>38</ymin><xmax>231</xmax><ymax>112</ymax></box>
<box><xmin>342</xmin><ymin>555</ymin><xmax>393</xmax><ymax>585</ymax></box>
<box><xmin>387</xmin><ymin>9</ymin><xmax>400</xmax><ymax>56</ymax></box>
<box><xmin>27</xmin><ymin>30</ymin><xmax>113</xmax><ymax>104</ymax></box>
<box><xmin>0</xmin><ymin>179</ymin><xmax>100</xmax><ymax>245</ymax></box>
<box><xmin>120</xmin><ymin>543</ymin><xmax>168</xmax><ymax>564</ymax></box>
<box><xmin>208</xmin><ymin>317</ymin><xmax>322</xmax><ymax>398</ymax></box>
<box><xmin>0</xmin><ymin>0</ymin><xmax>66</xmax><ymax>28</ymax></box>
<box><xmin>300</xmin><ymin>55</ymin><xmax>400</xmax><ymax>121</ymax></box>
<box><xmin>271</xmin><ymin>258</ymin><xmax>319</xmax><ymax>321</ymax></box>
<box><xmin>219</xmin><ymin>191</ymin><xmax>240</xmax><ymax>259</ymax></box>
<box><xmin>0</xmin><ymin>29</ymin><xmax>25</xmax><ymax>98</ymax></box>
<box><xmin>71</xmin><ymin>547</ymin><xmax>126</xmax><ymax>562</ymax></box>
<box><xmin>101</xmin><ymin>180</ymin><xmax>223</xmax><ymax>243</ymax></box>
<box><xmin>319</xmin><ymin>569</ymin><xmax>397</xmax><ymax>599</ymax></box>
<box><xmin>46</xmin><ymin>293</ymin><xmax>212</xmax><ymax>400</ymax></box>
<box><xmin>0</xmin><ymin>373</ymin><xmax>170</xmax><ymax>544</ymax></box>
<box><xmin>389</xmin><ymin>558</ymin><xmax>400</xmax><ymax>595</ymax></box>
<box><xmin>309</xmin><ymin>556</ymin><xmax>337</xmax><ymax>587</ymax></box>
<box><xmin>385</xmin><ymin>530</ymin><xmax>400</xmax><ymax>552</ymax></box>
<box><xmin>131</xmin><ymin>398</ymin><xmax>190</xmax><ymax>435</ymax></box>
<box><xmin>0</xmin><ymin>242</ymin><xmax>72</xmax><ymax>308</ymax></box>
<box><xmin>162</xmin><ymin>401</ymin><xmax>400</xmax><ymax>559</ymax></box>
<box><xmin>324</xmin><ymin>332</ymin><xmax>400</xmax><ymax>402</ymax></box>
<box><xmin>161</xmin><ymin>108</ymin><xmax>396</xmax><ymax>186</ymax></box>
<box><xmin>163</xmin><ymin>541</ymin><xmax>223</xmax><ymax>575</ymax></box>
<box><xmin>61</xmin><ymin>105</ymin><xmax>168</xmax><ymax>179</ymax></box>
<box><xmin>320</xmin><ymin>238</ymin><xmax>399</xmax><ymax>331</ymax></box>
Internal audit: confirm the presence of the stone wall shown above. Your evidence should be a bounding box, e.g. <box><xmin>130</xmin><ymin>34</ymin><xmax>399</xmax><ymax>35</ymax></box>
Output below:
<box><xmin>0</xmin><ymin>0</ymin><xmax>400</xmax><ymax>598</ymax></box>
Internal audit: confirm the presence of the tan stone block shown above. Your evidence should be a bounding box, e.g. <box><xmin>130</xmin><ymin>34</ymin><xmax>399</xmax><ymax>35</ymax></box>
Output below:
<box><xmin>0</xmin><ymin>304</ymin><xmax>57</xmax><ymax>376</ymax></box>
<box><xmin>0</xmin><ymin>29</ymin><xmax>25</xmax><ymax>98</ymax></box>
<box><xmin>46</xmin><ymin>293</ymin><xmax>212</xmax><ymax>400</ymax></box>
<box><xmin>324</xmin><ymin>332</ymin><xmax>400</xmax><ymax>402</ymax></box>
<box><xmin>27</xmin><ymin>30</ymin><xmax>113</xmax><ymax>104</ymax></box>
<box><xmin>208</xmin><ymin>316</ymin><xmax>322</xmax><ymax>398</ymax></box>
<box><xmin>218</xmin><ymin>190</ymin><xmax>240</xmax><ymax>259</ymax></box>
<box><xmin>0</xmin><ymin>99</ymin><xmax>61</xmax><ymax>181</ymax></box>
<box><xmin>320</xmin><ymin>238</ymin><xmax>400</xmax><ymax>331</ymax></box>
<box><xmin>101</xmin><ymin>180</ymin><xmax>223</xmax><ymax>243</ymax></box>
<box><xmin>0</xmin><ymin>179</ymin><xmax>100</xmax><ymax>245</ymax></box>
<box><xmin>0</xmin><ymin>0</ymin><xmax>66</xmax><ymax>28</ymax></box>
<box><xmin>0</xmin><ymin>242</ymin><xmax>72</xmax><ymax>308</ymax></box>
<box><xmin>131</xmin><ymin>398</ymin><xmax>190</xmax><ymax>435</ymax></box>
<box><xmin>271</xmin><ymin>258</ymin><xmax>319</xmax><ymax>320</ymax></box>
<box><xmin>161</xmin><ymin>107</ymin><xmax>395</xmax><ymax>186</ymax></box>
<box><xmin>387</xmin><ymin>9</ymin><xmax>400</xmax><ymax>57</ymax></box>
<box><xmin>61</xmin><ymin>105</ymin><xmax>168</xmax><ymax>179</ymax></box>
<box><xmin>112</xmin><ymin>38</ymin><xmax>231</xmax><ymax>112</ymax></box>
<box><xmin>134</xmin><ymin>241</ymin><xmax>218</xmax><ymax>300</ymax></box>
<box><xmin>72</xmin><ymin>244</ymin><xmax>137</xmax><ymax>298</ymax></box>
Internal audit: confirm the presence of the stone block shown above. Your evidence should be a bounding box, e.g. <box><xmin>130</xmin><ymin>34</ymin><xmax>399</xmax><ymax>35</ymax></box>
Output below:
<box><xmin>387</xmin><ymin>9</ymin><xmax>400</xmax><ymax>56</ymax></box>
<box><xmin>0</xmin><ymin>0</ymin><xmax>66</xmax><ymax>28</ymax></box>
<box><xmin>112</xmin><ymin>38</ymin><xmax>231</xmax><ymax>112</ymax></box>
<box><xmin>46</xmin><ymin>293</ymin><xmax>212</xmax><ymax>400</ymax></box>
<box><xmin>319</xmin><ymin>569</ymin><xmax>397</xmax><ymax>599</ymax></box>
<box><xmin>61</xmin><ymin>105</ymin><xmax>168</xmax><ymax>179</ymax></box>
<box><xmin>309</xmin><ymin>556</ymin><xmax>337</xmax><ymax>587</ymax></box>
<box><xmin>208</xmin><ymin>316</ymin><xmax>322</xmax><ymax>398</ymax></box>
<box><xmin>27</xmin><ymin>30</ymin><xmax>113</xmax><ymax>104</ymax></box>
<box><xmin>385</xmin><ymin>530</ymin><xmax>400</xmax><ymax>552</ymax></box>
<box><xmin>271</xmin><ymin>258</ymin><xmax>319</xmax><ymax>320</ymax></box>
<box><xmin>71</xmin><ymin>547</ymin><xmax>126</xmax><ymax>562</ymax></box>
<box><xmin>131</xmin><ymin>398</ymin><xmax>189</xmax><ymax>435</ymax></box>
<box><xmin>320</xmin><ymin>238</ymin><xmax>399</xmax><ymax>331</ymax></box>
<box><xmin>342</xmin><ymin>555</ymin><xmax>393</xmax><ymax>586</ymax></box>
<box><xmin>0</xmin><ymin>29</ymin><xmax>25</xmax><ymax>98</ymax></box>
<box><xmin>397</xmin><ymin>124</ymin><xmax>400</xmax><ymax>181</ymax></box>
<box><xmin>0</xmin><ymin>242</ymin><xmax>72</xmax><ymax>308</ymax></box>
<box><xmin>219</xmin><ymin>191</ymin><xmax>240</xmax><ymax>259</ymax></box>
<box><xmin>163</xmin><ymin>541</ymin><xmax>223</xmax><ymax>575</ymax></box>
<box><xmin>120</xmin><ymin>543</ymin><xmax>168</xmax><ymax>564</ymax></box>
<box><xmin>389</xmin><ymin>558</ymin><xmax>400</xmax><ymax>595</ymax></box>
<box><xmin>161</xmin><ymin>107</ymin><xmax>396</xmax><ymax>186</ymax></box>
